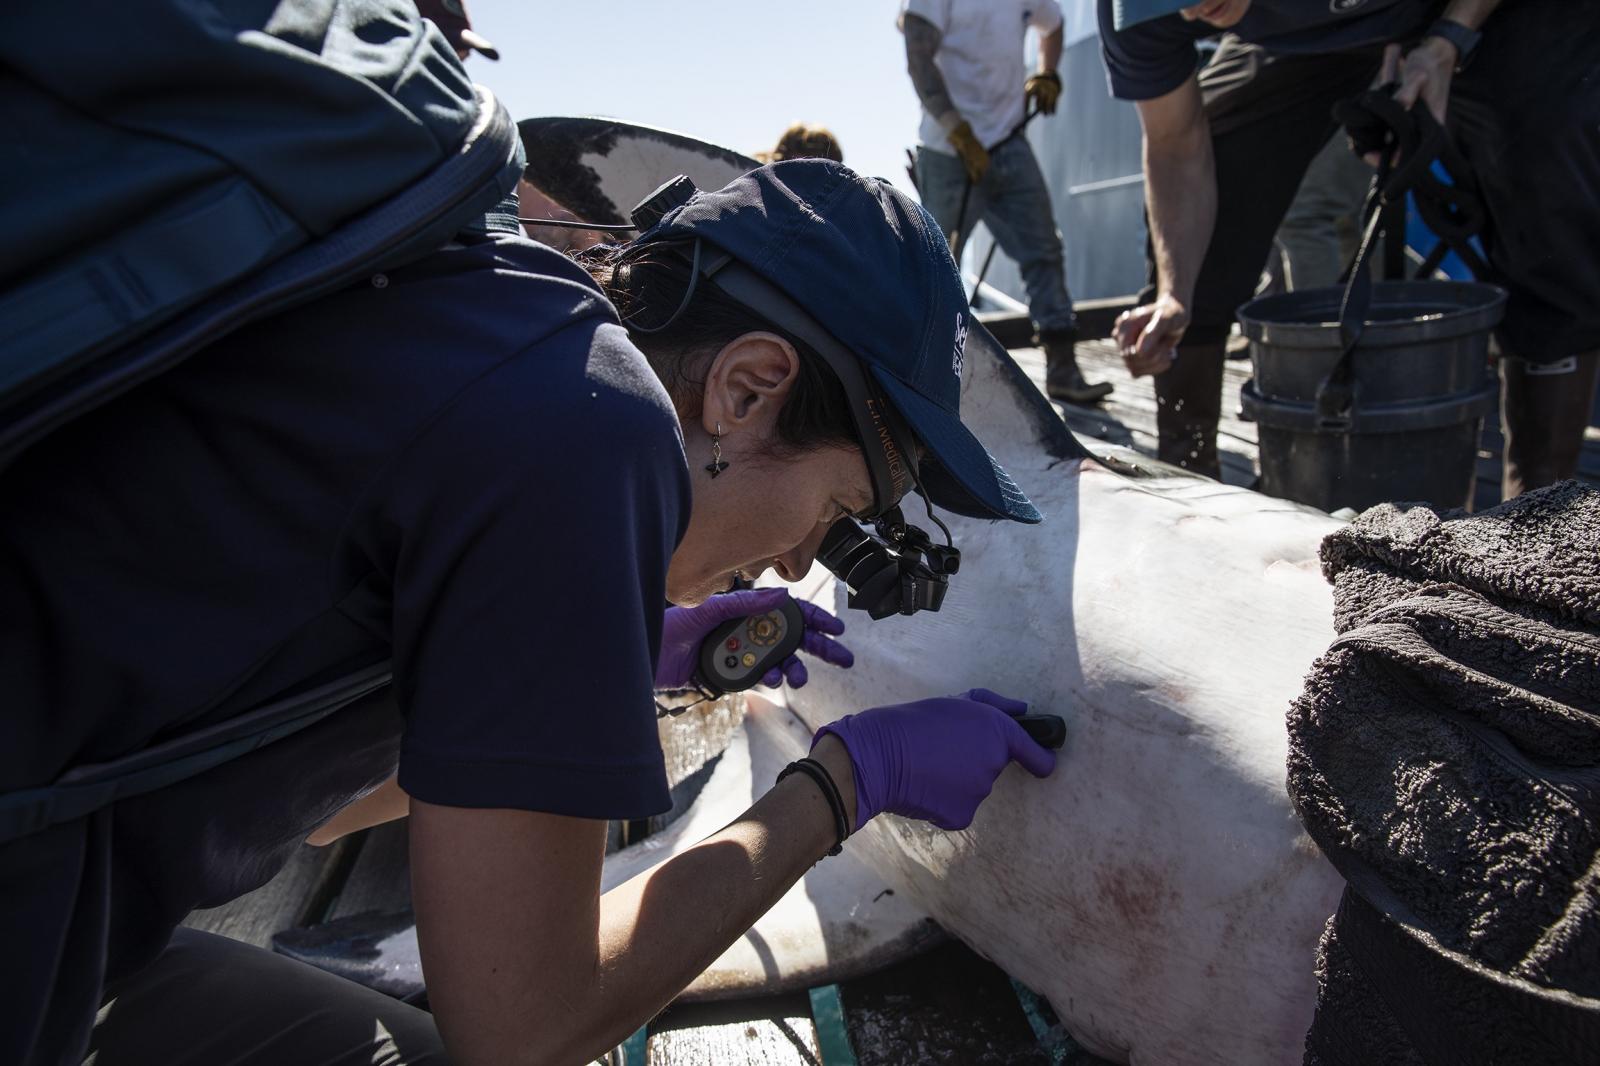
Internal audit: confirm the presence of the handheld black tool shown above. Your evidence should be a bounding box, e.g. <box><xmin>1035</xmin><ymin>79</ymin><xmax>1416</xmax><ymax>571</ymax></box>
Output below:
<box><xmin>696</xmin><ymin>598</ymin><xmax>805</xmax><ymax>695</ymax></box>
<box><xmin>1016</xmin><ymin>714</ymin><xmax>1067</xmax><ymax>750</ymax></box>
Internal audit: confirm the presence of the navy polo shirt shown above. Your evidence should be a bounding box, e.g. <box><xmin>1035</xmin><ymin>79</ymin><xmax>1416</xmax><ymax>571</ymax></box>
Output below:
<box><xmin>0</xmin><ymin>233</ymin><xmax>689</xmax><ymax>1061</ymax></box>
<box><xmin>1098</xmin><ymin>0</ymin><xmax>1441</xmax><ymax>100</ymax></box>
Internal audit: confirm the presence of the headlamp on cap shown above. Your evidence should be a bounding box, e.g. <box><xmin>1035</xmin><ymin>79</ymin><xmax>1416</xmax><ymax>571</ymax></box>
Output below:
<box><xmin>624</xmin><ymin>176</ymin><xmax>961</xmax><ymax>618</ymax></box>
<box><xmin>817</xmin><ymin>507</ymin><xmax>960</xmax><ymax>620</ymax></box>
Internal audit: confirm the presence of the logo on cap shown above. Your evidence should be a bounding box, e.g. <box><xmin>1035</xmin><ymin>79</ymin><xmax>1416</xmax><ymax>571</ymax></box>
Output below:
<box><xmin>952</xmin><ymin>312</ymin><xmax>968</xmax><ymax>379</ymax></box>
<box><xmin>865</xmin><ymin>397</ymin><xmax>911</xmax><ymax>503</ymax></box>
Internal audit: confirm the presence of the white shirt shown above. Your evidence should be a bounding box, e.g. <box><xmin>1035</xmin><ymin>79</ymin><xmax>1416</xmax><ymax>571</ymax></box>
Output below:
<box><xmin>901</xmin><ymin>0</ymin><xmax>1063</xmax><ymax>154</ymax></box>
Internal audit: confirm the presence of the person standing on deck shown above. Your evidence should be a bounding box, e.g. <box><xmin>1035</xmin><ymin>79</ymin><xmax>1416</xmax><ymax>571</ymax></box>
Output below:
<box><xmin>1102</xmin><ymin>0</ymin><xmax>1600</xmax><ymax>493</ymax></box>
<box><xmin>900</xmin><ymin>0</ymin><xmax>1114</xmax><ymax>406</ymax></box>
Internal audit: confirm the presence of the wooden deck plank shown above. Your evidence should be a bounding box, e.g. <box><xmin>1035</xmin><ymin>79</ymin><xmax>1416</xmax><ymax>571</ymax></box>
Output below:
<box><xmin>181</xmin><ymin>838</ymin><xmax>355</xmax><ymax>947</ymax></box>
<box><xmin>1014</xmin><ymin>341</ymin><xmax>1261</xmax><ymax>488</ymax></box>
<box><xmin>648</xmin><ymin>1018</ymin><xmax>819</xmax><ymax>1064</ymax></box>
<box><xmin>649</xmin><ymin>995</ymin><xmax>820</xmax><ymax>1065</ymax></box>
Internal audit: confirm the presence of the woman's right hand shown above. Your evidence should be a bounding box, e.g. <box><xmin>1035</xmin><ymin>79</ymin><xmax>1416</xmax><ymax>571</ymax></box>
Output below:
<box><xmin>814</xmin><ymin>688</ymin><xmax>1056</xmax><ymax>832</ymax></box>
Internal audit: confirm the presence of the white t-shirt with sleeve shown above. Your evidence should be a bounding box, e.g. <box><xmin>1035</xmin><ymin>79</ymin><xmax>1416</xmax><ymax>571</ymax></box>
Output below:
<box><xmin>901</xmin><ymin>0</ymin><xmax>1063</xmax><ymax>154</ymax></box>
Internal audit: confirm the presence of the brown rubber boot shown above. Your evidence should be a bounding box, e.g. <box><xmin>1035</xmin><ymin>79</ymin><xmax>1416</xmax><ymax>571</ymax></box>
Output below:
<box><xmin>1501</xmin><ymin>351</ymin><xmax>1600</xmax><ymax>499</ymax></box>
<box><xmin>1040</xmin><ymin>330</ymin><xmax>1113</xmax><ymax>405</ymax></box>
<box><xmin>1154</xmin><ymin>341</ymin><xmax>1226</xmax><ymax>481</ymax></box>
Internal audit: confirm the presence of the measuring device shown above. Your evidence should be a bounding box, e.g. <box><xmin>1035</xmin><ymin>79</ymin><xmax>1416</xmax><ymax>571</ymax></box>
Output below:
<box><xmin>696</xmin><ymin>598</ymin><xmax>806</xmax><ymax>696</ymax></box>
<box><xmin>695</xmin><ymin>598</ymin><xmax>1069</xmax><ymax>753</ymax></box>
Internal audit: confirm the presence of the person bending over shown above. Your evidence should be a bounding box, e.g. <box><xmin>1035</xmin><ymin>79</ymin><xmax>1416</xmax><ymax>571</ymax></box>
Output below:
<box><xmin>4</xmin><ymin>159</ymin><xmax>1057</xmax><ymax>1066</ymax></box>
<box><xmin>1104</xmin><ymin>0</ymin><xmax>1600</xmax><ymax>492</ymax></box>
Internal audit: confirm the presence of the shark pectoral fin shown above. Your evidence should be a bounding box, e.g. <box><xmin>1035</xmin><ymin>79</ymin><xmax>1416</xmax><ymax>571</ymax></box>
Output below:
<box><xmin>603</xmin><ymin>694</ymin><xmax>941</xmax><ymax>1002</ymax></box>
<box><xmin>272</xmin><ymin>909</ymin><xmax>426</xmax><ymax>1002</ymax></box>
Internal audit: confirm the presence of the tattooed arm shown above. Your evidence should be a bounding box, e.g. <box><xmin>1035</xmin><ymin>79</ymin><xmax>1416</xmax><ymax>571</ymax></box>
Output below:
<box><xmin>901</xmin><ymin>13</ymin><xmax>963</xmax><ymax>135</ymax></box>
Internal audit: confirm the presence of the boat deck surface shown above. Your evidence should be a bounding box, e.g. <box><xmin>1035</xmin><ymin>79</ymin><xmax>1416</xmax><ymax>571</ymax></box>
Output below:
<box><xmin>182</xmin><ymin>336</ymin><xmax>1596</xmax><ymax>1064</ymax></box>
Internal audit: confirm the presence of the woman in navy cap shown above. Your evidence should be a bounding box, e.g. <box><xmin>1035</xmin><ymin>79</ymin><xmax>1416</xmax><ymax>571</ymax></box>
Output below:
<box><xmin>3</xmin><ymin>155</ymin><xmax>1057</xmax><ymax>1064</ymax></box>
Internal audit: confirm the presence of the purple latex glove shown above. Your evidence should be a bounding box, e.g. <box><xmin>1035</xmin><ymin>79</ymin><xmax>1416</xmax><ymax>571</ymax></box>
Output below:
<box><xmin>814</xmin><ymin>688</ymin><xmax>1056</xmax><ymax>831</ymax></box>
<box><xmin>655</xmin><ymin>588</ymin><xmax>854</xmax><ymax>692</ymax></box>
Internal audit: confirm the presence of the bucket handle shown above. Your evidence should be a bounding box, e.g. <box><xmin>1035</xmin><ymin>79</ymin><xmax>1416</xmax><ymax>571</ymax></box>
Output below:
<box><xmin>1316</xmin><ymin>87</ymin><xmax>1487</xmax><ymax>432</ymax></box>
<box><xmin>1318</xmin><ymin>171</ymin><xmax>1387</xmax><ymax>430</ymax></box>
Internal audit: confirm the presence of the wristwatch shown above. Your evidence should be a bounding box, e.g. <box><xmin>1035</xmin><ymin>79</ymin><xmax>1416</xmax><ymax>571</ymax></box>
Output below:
<box><xmin>1426</xmin><ymin>17</ymin><xmax>1482</xmax><ymax>71</ymax></box>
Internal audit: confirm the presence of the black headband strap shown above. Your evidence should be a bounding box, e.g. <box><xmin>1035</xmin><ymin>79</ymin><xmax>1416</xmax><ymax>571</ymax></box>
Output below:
<box><xmin>698</xmin><ymin>255</ymin><xmax>915</xmax><ymax>517</ymax></box>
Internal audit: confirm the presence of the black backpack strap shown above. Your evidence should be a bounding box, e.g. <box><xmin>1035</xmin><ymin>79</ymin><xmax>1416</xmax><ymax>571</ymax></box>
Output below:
<box><xmin>0</xmin><ymin>664</ymin><xmax>391</xmax><ymax>845</ymax></box>
<box><xmin>0</xmin><ymin>88</ymin><xmax>521</xmax><ymax>471</ymax></box>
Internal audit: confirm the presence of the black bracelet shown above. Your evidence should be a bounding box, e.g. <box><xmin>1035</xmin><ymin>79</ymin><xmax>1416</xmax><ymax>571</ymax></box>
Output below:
<box><xmin>777</xmin><ymin>758</ymin><xmax>849</xmax><ymax>857</ymax></box>
<box><xmin>802</xmin><ymin>758</ymin><xmax>850</xmax><ymax>845</ymax></box>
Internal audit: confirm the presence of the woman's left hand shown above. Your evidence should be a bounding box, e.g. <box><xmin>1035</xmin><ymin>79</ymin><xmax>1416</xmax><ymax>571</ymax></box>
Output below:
<box><xmin>655</xmin><ymin>587</ymin><xmax>854</xmax><ymax>691</ymax></box>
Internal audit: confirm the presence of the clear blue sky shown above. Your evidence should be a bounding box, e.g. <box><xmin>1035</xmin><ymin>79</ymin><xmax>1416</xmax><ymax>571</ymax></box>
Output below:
<box><xmin>461</xmin><ymin>1</ymin><xmax>925</xmax><ymax>202</ymax></box>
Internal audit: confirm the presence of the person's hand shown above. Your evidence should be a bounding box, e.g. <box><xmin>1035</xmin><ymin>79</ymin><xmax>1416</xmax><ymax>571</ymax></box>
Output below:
<box><xmin>1365</xmin><ymin>40</ymin><xmax>1455</xmax><ymax>163</ymax></box>
<box><xmin>655</xmin><ymin>588</ymin><xmax>854</xmax><ymax>691</ymax></box>
<box><xmin>1114</xmin><ymin>294</ymin><xmax>1190</xmax><ymax>376</ymax></box>
<box><xmin>947</xmin><ymin>121</ymin><xmax>990</xmax><ymax>185</ymax></box>
<box><xmin>1024</xmin><ymin>71</ymin><xmax>1062</xmax><ymax>116</ymax></box>
<box><xmin>814</xmin><ymin>688</ymin><xmax>1056</xmax><ymax>831</ymax></box>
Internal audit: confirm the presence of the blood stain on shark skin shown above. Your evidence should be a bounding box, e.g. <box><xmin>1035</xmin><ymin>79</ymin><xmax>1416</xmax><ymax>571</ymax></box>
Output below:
<box><xmin>1094</xmin><ymin>861</ymin><xmax>1181</xmax><ymax>929</ymax></box>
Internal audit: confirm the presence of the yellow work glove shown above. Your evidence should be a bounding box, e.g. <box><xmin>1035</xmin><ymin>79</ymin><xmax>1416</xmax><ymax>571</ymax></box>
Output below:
<box><xmin>1024</xmin><ymin>70</ymin><xmax>1062</xmax><ymax>116</ymax></box>
<box><xmin>947</xmin><ymin>121</ymin><xmax>990</xmax><ymax>185</ymax></box>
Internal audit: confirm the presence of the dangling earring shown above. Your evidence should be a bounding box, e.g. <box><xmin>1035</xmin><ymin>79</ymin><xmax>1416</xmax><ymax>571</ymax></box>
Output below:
<box><xmin>706</xmin><ymin>422</ymin><xmax>729</xmax><ymax>478</ymax></box>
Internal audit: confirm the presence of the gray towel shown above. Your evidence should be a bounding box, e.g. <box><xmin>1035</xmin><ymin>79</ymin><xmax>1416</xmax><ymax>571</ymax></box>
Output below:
<box><xmin>1286</xmin><ymin>481</ymin><xmax>1600</xmax><ymax>1066</ymax></box>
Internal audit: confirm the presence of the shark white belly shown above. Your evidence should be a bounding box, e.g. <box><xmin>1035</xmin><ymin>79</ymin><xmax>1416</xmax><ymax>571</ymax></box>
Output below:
<box><xmin>784</xmin><ymin>463</ymin><xmax>1345</xmax><ymax>1064</ymax></box>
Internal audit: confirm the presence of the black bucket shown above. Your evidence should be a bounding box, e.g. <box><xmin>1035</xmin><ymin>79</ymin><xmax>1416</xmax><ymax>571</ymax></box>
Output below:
<box><xmin>1238</xmin><ymin>280</ymin><xmax>1505</xmax><ymax>513</ymax></box>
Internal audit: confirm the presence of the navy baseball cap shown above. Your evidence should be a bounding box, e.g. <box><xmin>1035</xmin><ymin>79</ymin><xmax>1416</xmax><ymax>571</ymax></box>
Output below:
<box><xmin>1112</xmin><ymin>0</ymin><xmax>1191</xmax><ymax>30</ymax></box>
<box><xmin>632</xmin><ymin>160</ymin><xmax>1040</xmax><ymax>524</ymax></box>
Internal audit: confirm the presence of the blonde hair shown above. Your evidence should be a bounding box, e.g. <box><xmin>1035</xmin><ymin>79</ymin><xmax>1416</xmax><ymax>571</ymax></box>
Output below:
<box><xmin>769</xmin><ymin>123</ymin><xmax>843</xmax><ymax>164</ymax></box>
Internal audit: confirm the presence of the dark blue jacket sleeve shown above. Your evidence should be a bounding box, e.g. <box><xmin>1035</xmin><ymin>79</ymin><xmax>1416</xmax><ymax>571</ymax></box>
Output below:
<box><xmin>385</xmin><ymin>320</ymin><xmax>690</xmax><ymax>819</ymax></box>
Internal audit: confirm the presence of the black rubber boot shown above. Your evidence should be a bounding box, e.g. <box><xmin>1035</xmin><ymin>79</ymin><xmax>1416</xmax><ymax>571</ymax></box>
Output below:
<box><xmin>1154</xmin><ymin>341</ymin><xmax>1225</xmax><ymax>480</ymax></box>
<box><xmin>1501</xmin><ymin>351</ymin><xmax>1599</xmax><ymax>499</ymax></box>
<box><xmin>1039</xmin><ymin>329</ymin><xmax>1113</xmax><ymax>405</ymax></box>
